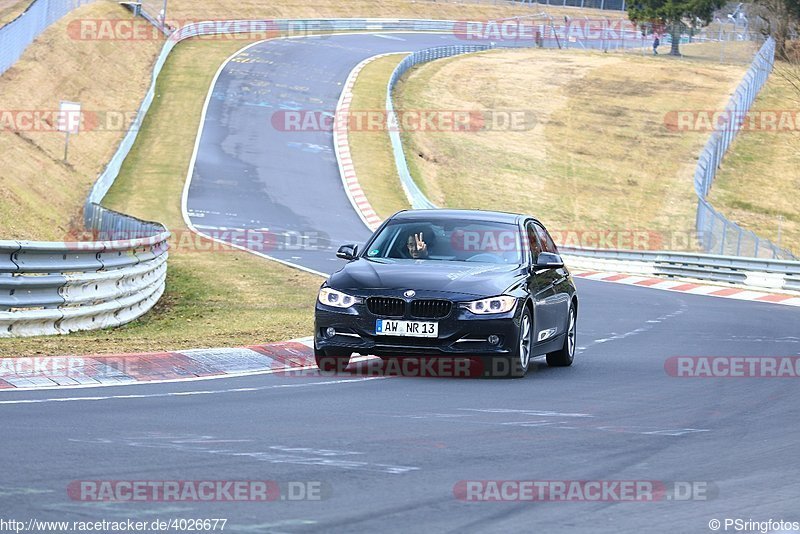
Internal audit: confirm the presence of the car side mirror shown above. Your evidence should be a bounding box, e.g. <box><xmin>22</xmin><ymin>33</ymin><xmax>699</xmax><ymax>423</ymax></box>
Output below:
<box><xmin>336</xmin><ymin>244</ymin><xmax>358</xmax><ymax>260</ymax></box>
<box><xmin>534</xmin><ymin>252</ymin><xmax>564</xmax><ymax>270</ymax></box>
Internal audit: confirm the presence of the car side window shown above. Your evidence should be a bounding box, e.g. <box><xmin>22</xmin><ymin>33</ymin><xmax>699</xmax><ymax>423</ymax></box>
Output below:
<box><xmin>526</xmin><ymin>223</ymin><xmax>542</xmax><ymax>262</ymax></box>
<box><xmin>534</xmin><ymin>223</ymin><xmax>558</xmax><ymax>254</ymax></box>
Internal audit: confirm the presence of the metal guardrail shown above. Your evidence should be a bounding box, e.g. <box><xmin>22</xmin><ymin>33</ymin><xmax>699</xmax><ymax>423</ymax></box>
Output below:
<box><xmin>386</xmin><ymin>45</ymin><xmax>495</xmax><ymax>209</ymax></box>
<box><xmin>0</xmin><ymin>226</ymin><xmax>169</xmax><ymax>337</ymax></box>
<box><xmin>0</xmin><ymin>0</ymin><xmax>93</xmax><ymax>76</ymax></box>
<box><xmin>560</xmin><ymin>246</ymin><xmax>800</xmax><ymax>292</ymax></box>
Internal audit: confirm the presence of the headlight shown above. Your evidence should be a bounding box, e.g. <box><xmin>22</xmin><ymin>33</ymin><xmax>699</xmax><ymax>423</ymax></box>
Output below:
<box><xmin>462</xmin><ymin>295</ymin><xmax>517</xmax><ymax>315</ymax></box>
<box><xmin>318</xmin><ymin>287</ymin><xmax>361</xmax><ymax>308</ymax></box>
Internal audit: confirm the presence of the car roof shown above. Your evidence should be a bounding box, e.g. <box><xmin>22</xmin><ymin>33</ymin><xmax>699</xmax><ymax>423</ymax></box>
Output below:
<box><xmin>389</xmin><ymin>209</ymin><xmax>531</xmax><ymax>225</ymax></box>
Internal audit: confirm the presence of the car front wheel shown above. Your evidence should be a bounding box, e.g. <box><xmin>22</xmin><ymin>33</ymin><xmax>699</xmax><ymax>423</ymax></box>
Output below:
<box><xmin>492</xmin><ymin>306</ymin><xmax>532</xmax><ymax>378</ymax></box>
<box><xmin>546</xmin><ymin>303</ymin><xmax>576</xmax><ymax>367</ymax></box>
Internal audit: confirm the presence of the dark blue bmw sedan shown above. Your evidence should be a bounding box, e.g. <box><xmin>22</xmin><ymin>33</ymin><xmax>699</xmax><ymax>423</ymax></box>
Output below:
<box><xmin>314</xmin><ymin>209</ymin><xmax>577</xmax><ymax>378</ymax></box>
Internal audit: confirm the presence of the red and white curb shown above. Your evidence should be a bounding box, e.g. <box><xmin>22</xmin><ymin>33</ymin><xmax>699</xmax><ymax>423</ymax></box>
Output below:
<box><xmin>334</xmin><ymin>53</ymin><xmax>406</xmax><ymax>232</ymax></box>
<box><xmin>2</xmin><ymin>271</ymin><xmax>797</xmax><ymax>391</ymax></box>
<box><xmin>571</xmin><ymin>269</ymin><xmax>800</xmax><ymax>307</ymax></box>
<box><xmin>0</xmin><ymin>338</ymin><xmax>332</xmax><ymax>391</ymax></box>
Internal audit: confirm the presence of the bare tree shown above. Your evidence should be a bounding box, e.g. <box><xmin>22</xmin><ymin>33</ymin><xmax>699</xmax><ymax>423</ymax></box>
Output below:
<box><xmin>751</xmin><ymin>0</ymin><xmax>800</xmax><ymax>60</ymax></box>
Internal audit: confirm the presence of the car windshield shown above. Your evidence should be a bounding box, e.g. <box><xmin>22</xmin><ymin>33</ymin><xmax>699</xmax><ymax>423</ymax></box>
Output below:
<box><xmin>364</xmin><ymin>219</ymin><xmax>524</xmax><ymax>264</ymax></box>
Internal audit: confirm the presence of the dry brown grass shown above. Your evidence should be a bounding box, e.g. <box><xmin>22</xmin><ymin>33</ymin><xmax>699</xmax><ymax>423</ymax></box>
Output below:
<box><xmin>621</xmin><ymin>40</ymin><xmax>761</xmax><ymax>66</ymax></box>
<box><xmin>709</xmin><ymin>62</ymin><xmax>800</xmax><ymax>255</ymax></box>
<box><xmin>0</xmin><ymin>0</ymin><xmax>163</xmax><ymax>240</ymax></box>
<box><xmin>393</xmin><ymin>47</ymin><xmax>747</xmax><ymax>246</ymax></box>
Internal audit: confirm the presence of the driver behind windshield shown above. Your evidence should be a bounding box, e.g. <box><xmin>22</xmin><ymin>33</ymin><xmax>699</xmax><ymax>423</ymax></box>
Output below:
<box><xmin>387</xmin><ymin>226</ymin><xmax>435</xmax><ymax>259</ymax></box>
<box><xmin>405</xmin><ymin>231</ymin><xmax>429</xmax><ymax>259</ymax></box>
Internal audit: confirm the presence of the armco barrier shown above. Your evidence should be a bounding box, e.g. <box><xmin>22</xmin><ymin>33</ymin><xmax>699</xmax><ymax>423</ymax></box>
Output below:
<box><xmin>386</xmin><ymin>45</ymin><xmax>495</xmax><ymax>209</ymax></box>
<box><xmin>0</xmin><ymin>228</ymin><xmax>169</xmax><ymax>337</ymax></box>
<box><xmin>560</xmin><ymin>246</ymin><xmax>800</xmax><ymax>293</ymax></box>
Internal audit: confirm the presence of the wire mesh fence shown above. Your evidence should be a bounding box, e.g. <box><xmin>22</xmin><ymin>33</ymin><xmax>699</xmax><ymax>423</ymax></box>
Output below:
<box><xmin>0</xmin><ymin>0</ymin><xmax>91</xmax><ymax>76</ymax></box>
<box><xmin>692</xmin><ymin>37</ymin><xmax>795</xmax><ymax>259</ymax></box>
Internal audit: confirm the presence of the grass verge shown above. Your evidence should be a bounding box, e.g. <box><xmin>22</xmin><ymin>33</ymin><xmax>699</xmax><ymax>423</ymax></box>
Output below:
<box><xmin>348</xmin><ymin>54</ymin><xmax>410</xmax><ymax>220</ymax></box>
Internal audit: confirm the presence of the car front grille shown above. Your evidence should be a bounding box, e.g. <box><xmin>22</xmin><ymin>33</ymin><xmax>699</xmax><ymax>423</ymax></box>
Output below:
<box><xmin>410</xmin><ymin>299</ymin><xmax>452</xmax><ymax>319</ymax></box>
<box><xmin>367</xmin><ymin>297</ymin><xmax>453</xmax><ymax>318</ymax></box>
<box><xmin>367</xmin><ymin>297</ymin><xmax>405</xmax><ymax>317</ymax></box>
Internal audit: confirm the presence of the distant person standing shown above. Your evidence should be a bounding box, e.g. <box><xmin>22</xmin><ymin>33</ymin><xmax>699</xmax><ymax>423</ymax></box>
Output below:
<box><xmin>653</xmin><ymin>33</ymin><xmax>660</xmax><ymax>55</ymax></box>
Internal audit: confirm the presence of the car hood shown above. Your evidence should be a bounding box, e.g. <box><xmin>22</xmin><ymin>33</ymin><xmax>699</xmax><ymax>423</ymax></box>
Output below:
<box><xmin>328</xmin><ymin>258</ymin><xmax>526</xmax><ymax>298</ymax></box>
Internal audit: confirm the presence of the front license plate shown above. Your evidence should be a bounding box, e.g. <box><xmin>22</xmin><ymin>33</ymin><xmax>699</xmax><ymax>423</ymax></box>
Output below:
<box><xmin>376</xmin><ymin>319</ymin><xmax>438</xmax><ymax>338</ymax></box>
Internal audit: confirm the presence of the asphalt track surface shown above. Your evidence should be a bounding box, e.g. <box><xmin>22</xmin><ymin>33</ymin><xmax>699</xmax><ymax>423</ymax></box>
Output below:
<box><xmin>2</xmin><ymin>34</ymin><xmax>799</xmax><ymax>533</ymax></box>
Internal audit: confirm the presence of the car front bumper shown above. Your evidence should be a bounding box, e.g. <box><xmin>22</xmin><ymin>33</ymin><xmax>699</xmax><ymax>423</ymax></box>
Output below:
<box><xmin>314</xmin><ymin>299</ymin><xmax>524</xmax><ymax>358</ymax></box>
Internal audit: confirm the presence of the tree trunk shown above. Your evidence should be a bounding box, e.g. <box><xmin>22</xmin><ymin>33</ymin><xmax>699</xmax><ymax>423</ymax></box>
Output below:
<box><xmin>775</xmin><ymin>34</ymin><xmax>787</xmax><ymax>61</ymax></box>
<box><xmin>670</xmin><ymin>21</ymin><xmax>681</xmax><ymax>56</ymax></box>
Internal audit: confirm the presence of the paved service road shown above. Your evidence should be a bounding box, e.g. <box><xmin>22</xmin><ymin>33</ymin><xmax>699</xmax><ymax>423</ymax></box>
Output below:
<box><xmin>1</xmin><ymin>34</ymin><xmax>798</xmax><ymax>534</ymax></box>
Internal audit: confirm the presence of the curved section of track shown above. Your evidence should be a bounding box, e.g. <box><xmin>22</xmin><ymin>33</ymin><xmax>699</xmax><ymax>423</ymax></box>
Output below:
<box><xmin>2</xmin><ymin>34</ymin><xmax>798</xmax><ymax>532</ymax></box>
<box><xmin>183</xmin><ymin>33</ymin><xmax>514</xmax><ymax>273</ymax></box>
